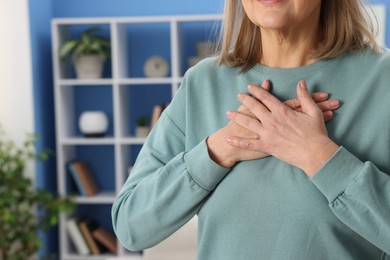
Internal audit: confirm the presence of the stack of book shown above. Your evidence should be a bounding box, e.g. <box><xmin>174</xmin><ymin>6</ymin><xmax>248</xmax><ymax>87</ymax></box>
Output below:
<box><xmin>67</xmin><ymin>161</ymin><xmax>99</xmax><ymax>196</ymax></box>
<box><xmin>66</xmin><ymin>218</ymin><xmax>118</xmax><ymax>256</ymax></box>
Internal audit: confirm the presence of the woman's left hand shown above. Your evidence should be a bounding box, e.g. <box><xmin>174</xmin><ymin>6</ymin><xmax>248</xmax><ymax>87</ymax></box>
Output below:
<box><xmin>226</xmin><ymin>80</ymin><xmax>339</xmax><ymax>176</ymax></box>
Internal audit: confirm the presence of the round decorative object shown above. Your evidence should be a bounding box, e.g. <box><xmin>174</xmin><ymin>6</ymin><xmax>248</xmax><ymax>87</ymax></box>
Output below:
<box><xmin>144</xmin><ymin>56</ymin><xmax>169</xmax><ymax>78</ymax></box>
<box><xmin>79</xmin><ymin>111</ymin><xmax>109</xmax><ymax>137</ymax></box>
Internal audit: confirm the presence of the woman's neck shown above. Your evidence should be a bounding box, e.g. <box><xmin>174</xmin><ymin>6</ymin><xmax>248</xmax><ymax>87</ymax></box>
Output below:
<box><xmin>259</xmin><ymin>23</ymin><xmax>321</xmax><ymax>68</ymax></box>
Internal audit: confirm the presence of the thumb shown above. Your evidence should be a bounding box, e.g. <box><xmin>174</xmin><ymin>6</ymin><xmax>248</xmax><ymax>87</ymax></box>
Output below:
<box><xmin>297</xmin><ymin>80</ymin><xmax>320</xmax><ymax>116</ymax></box>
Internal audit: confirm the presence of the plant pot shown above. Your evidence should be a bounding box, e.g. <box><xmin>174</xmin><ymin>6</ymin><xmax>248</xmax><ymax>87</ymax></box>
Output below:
<box><xmin>79</xmin><ymin>111</ymin><xmax>109</xmax><ymax>137</ymax></box>
<box><xmin>75</xmin><ymin>54</ymin><xmax>104</xmax><ymax>79</ymax></box>
<box><xmin>135</xmin><ymin>126</ymin><xmax>149</xmax><ymax>138</ymax></box>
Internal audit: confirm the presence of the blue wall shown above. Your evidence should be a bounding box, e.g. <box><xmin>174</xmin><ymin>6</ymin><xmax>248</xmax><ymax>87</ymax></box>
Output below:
<box><xmin>28</xmin><ymin>0</ymin><xmax>57</xmax><ymax>257</ymax></box>
<box><xmin>28</xmin><ymin>0</ymin><xmax>389</xmax><ymax>256</ymax></box>
<box><xmin>52</xmin><ymin>0</ymin><xmax>223</xmax><ymax>17</ymax></box>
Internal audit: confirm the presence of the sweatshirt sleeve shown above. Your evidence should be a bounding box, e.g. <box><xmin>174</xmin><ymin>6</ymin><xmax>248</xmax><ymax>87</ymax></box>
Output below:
<box><xmin>310</xmin><ymin>146</ymin><xmax>390</xmax><ymax>254</ymax></box>
<box><xmin>111</xmin><ymin>76</ymin><xmax>230</xmax><ymax>252</ymax></box>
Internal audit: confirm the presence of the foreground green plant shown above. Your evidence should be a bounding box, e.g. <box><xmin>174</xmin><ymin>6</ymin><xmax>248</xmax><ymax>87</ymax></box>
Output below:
<box><xmin>0</xmin><ymin>129</ymin><xmax>74</xmax><ymax>259</ymax></box>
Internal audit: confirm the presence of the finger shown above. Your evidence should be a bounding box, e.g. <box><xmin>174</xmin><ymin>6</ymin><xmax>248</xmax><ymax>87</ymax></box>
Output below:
<box><xmin>284</xmin><ymin>92</ymin><xmax>329</xmax><ymax>110</ymax></box>
<box><xmin>316</xmin><ymin>100</ymin><xmax>340</xmax><ymax>112</ymax></box>
<box><xmin>323</xmin><ymin>111</ymin><xmax>333</xmax><ymax>122</ymax></box>
<box><xmin>295</xmin><ymin>108</ymin><xmax>333</xmax><ymax>121</ymax></box>
<box><xmin>238</xmin><ymin>80</ymin><xmax>270</xmax><ymax>114</ymax></box>
<box><xmin>247</xmin><ymin>84</ymin><xmax>284</xmax><ymax>112</ymax></box>
<box><xmin>283</xmin><ymin>97</ymin><xmax>301</xmax><ymax>110</ymax></box>
<box><xmin>226</xmin><ymin>136</ymin><xmax>262</xmax><ymax>151</ymax></box>
<box><xmin>297</xmin><ymin>80</ymin><xmax>320</xmax><ymax>116</ymax></box>
<box><xmin>226</xmin><ymin>110</ymin><xmax>263</xmax><ymax>134</ymax></box>
<box><xmin>237</xmin><ymin>93</ymin><xmax>270</xmax><ymax>118</ymax></box>
<box><xmin>260</xmin><ymin>80</ymin><xmax>271</xmax><ymax>92</ymax></box>
<box><xmin>312</xmin><ymin>92</ymin><xmax>329</xmax><ymax>102</ymax></box>
<box><xmin>292</xmin><ymin>100</ymin><xmax>340</xmax><ymax>113</ymax></box>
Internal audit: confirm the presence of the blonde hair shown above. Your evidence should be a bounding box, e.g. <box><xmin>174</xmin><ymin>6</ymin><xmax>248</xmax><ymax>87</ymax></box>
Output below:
<box><xmin>217</xmin><ymin>0</ymin><xmax>379</xmax><ymax>71</ymax></box>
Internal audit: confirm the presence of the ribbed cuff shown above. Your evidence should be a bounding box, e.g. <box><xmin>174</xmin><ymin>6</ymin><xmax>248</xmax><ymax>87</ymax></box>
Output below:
<box><xmin>184</xmin><ymin>138</ymin><xmax>231</xmax><ymax>191</ymax></box>
<box><xmin>310</xmin><ymin>146</ymin><xmax>364</xmax><ymax>203</ymax></box>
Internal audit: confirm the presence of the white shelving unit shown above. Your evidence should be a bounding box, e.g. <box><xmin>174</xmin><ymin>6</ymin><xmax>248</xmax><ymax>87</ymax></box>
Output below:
<box><xmin>52</xmin><ymin>14</ymin><xmax>222</xmax><ymax>260</ymax></box>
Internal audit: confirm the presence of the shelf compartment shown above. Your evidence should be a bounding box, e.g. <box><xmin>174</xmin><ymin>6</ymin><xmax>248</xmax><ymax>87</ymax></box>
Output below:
<box><xmin>63</xmin><ymin>145</ymin><xmax>116</xmax><ymax>197</ymax></box>
<box><xmin>118</xmin><ymin>84</ymin><xmax>172</xmax><ymax>138</ymax></box>
<box><xmin>115</xmin><ymin>22</ymin><xmax>171</xmax><ymax>78</ymax></box>
<box><xmin>65</xmin><ymin>204</ymin><xmax>117</xmax><ymax>257</ymax></box>
<box><xmin>177</xmin><ymin>20</ymin><xmax>222</xmax><ymax>76</ymax></box>
<box><xmin>54</xmin><ymin>23</ymin><xmax>113</xmax><ymax>79</ymax></box>
<box><xmin>58</xmin><ymin>85</ymin><xmax>114</xmax><ymax>139</ymax></box>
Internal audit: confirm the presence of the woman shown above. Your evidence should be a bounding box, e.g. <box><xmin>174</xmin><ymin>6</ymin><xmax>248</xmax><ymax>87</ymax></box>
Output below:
<box><xmin>112</xmin><ymin>0</ymin><xmax>390</xmax><ymax>259</ymax></box>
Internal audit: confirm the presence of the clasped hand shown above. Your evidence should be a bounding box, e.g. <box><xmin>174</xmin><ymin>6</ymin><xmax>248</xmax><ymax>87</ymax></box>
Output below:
<box><xmin>206</xmin><ymin>80</ymin><xmax>340</xmax><ymax>176</ymax></box>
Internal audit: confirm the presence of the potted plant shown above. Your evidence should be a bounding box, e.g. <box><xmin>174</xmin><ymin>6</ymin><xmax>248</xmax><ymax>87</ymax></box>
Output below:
<box><xmin>0</xmin><ymin>129</ymin><xmax>74</xmax><ymax>259</ymax></box>
<box><xmin>59</xmin><ymin>28</ymin><xmax>111</xmax><ymax>79</ymax></box>
<box><xmin>135</xmin><ymin>116</ymin><xmax>150</xmax><ymax>138</ymax></box>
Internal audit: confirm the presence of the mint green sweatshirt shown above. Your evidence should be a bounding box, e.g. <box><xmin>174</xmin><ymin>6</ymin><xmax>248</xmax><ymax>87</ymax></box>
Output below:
<box><xmin>112</xmin><ymin>48</ymin><xmax>390</xmax><ymax>259</ymax></box>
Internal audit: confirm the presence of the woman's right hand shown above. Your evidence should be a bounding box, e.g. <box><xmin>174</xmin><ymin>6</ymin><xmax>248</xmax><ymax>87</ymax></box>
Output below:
<box><xmin>206</xmin><ymin>81</ymin><xmax>340</xmax><ymax>168</ymax></box>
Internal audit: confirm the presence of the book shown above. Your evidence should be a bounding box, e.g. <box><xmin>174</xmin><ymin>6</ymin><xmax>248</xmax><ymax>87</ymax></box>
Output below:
<box><xmin>150</xmin><ymin>102</ymin><xmax>170</xmax><ymax>130</ymax></box>
<box><xmin>92</xmin><ymin>227</ymin><xmax>118</xmax><ymax>254</ymax></box>
<box><xmin>74</xmin><ymin>161</ymin><xmax>99</xmax><ymax>196</ymax></box>
<box><xmin>150</xmin><ymin>105</ymin><xmax>162</xmax><ymax>130</ymax></box>
<box><xmin>66</xmin><ymin>218</ymin><xmax>90</xmax><ymax>255</ymax></box>
<box><xmin>68</xmin><ymin>161</ymin><xmax>99</xmax><ymax>196</ymax></box>
<box><xmin>78</xmin><ymin>219</ymin><xmax>105</xmax><ymax>255</ymax></box>
<box><xmin>67</xmin><ymin>163</ymin><xmax>87</xmax><ymax>196</ymax></box>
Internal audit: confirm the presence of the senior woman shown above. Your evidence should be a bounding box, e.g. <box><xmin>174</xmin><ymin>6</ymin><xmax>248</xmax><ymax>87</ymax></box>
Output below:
<box><xmin>112</xmin><ymin>0</ymin><xmax>390</xmax><ymax>259</ymax></box>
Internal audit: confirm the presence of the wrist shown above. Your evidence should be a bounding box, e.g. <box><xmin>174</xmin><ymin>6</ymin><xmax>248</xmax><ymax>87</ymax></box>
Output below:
<box><xmin>206</xmin><ymin>130</ymin><xmax>238</xmax><ymax>168</ymax></box>
<box><xmin>301</xmin><ymin>138</ymin><xmax>339</xmax><ymax>177</ymax></box>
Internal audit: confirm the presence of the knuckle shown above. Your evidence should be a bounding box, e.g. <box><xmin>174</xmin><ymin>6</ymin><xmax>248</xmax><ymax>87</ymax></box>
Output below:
<box><xmin>291</xmin><ymin>99</ymin><xmax>300</xmax><ymax>109</ymax></box>
<box><xmin>246</xmin><ymin>99</ymin><xmax>257</xmax><ymax>110</ymax></box>
<box><xmin>267</xmin><ymin>116</ymin><xmax>277</xmax><ymax>126</ymax></box>
<box><xmin>279</xmin><ymin>106</ymin><xmax>291</xmax><ymax>117</ymax></box>
<box><xmin>260</xmin><ymin>91</ymin><xmax>272</xmax><ymax>100</ymax></box>
<box><xmin>319</xmin><ymin>101</ymin><xmax>329</xmax><ymax>111</ymax></box>
<box><xmin>246</xmin><ymin>141</ymin><xmax>254</xmax><ymax>150</ymax></box>
<box><xmin>242</xmin><ymin>116</ymin><xmax>252</xmax><ymax>127</ymax></box>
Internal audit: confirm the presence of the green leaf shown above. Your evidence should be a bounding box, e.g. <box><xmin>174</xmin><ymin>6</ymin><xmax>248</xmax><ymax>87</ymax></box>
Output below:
<box><xmin>59</xmin><ymin>27</ymin><xmax>110</xmax><ymax>62</ymax></box>
<box><xmin>58</xmin><ymin>40</ymin><xmax>78</xmax><ymax>59</ymax></box>
<box><xmin>0</xmin><ymin>125</ymin><xmax>75</xmax><ymax>258</ymax></box>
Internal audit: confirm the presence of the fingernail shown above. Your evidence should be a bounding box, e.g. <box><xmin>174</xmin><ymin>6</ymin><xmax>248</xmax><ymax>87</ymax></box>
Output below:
<box><xmin>248</xmin><ymin>84</ymin><xmax>255</xmax><ymax>90</ymax></box>
<box><xmin>330</xmin><ymin>100</ymin><xmax>339</xmax><ymax>107</ymax></box>
<box><xmin>237</xmin><ymin>93</ymin><xmax>244</xmax><ymax>100</ymax></box>
<box><xmin>261</xmin><ymin>80</ymin><xmax>270</xmax><ymax>90</ymax></box>
<box><xmin>226</xmin><ymin>110</ymin><xmax>233</xmax><ymax>117</ymax></box>
<box><xmin>299</xmin><ymin>80</ymin><xmax>307</xmax><ymax>90</ymax></box>
<box><xmin>320</xmin><ymin>92</ymin><xmax>328</xmax><ymax>98</ymax></box>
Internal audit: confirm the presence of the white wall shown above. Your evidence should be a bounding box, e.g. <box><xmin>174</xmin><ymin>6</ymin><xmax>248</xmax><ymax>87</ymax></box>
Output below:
<box><xmin>370</xmin><ymin>4</ymin><xmax>386</xmax><ymax>46</ymax></box>
<box><xmin>0</xmin><ymin>0</ymin><xmax>35</xmax><ymax>178</ymax></box>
